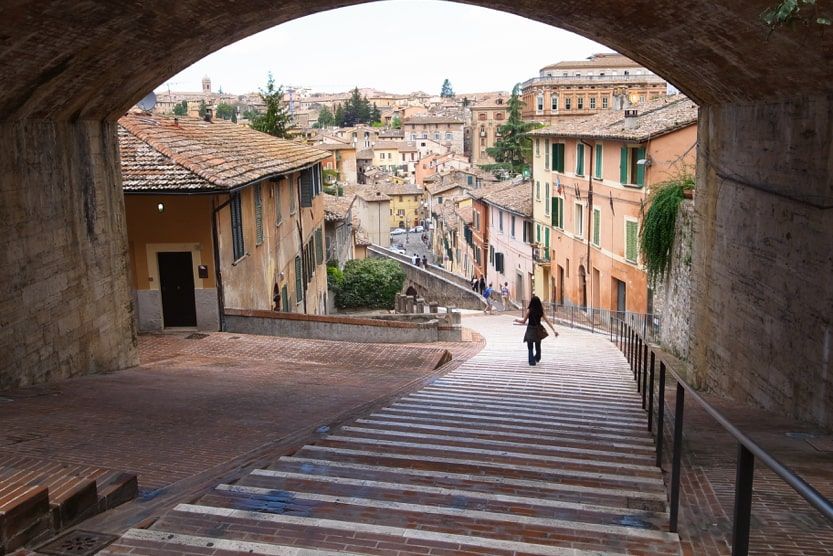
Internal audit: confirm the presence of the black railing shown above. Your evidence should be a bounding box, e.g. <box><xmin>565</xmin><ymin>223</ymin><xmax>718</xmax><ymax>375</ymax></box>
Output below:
<box><xmin>616</xmin><ymin>319</ymin><xmax>833</xmax><ymax>555</ymax></box>
<box><xmin>538</xmin><ymin>302</ymin><xmax>661</xmax><ymax>343</ymax></box>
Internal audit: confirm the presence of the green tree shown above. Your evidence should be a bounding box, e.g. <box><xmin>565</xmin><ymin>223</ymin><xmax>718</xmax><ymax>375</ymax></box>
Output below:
<box><xmin>198</xmin><ymin>100</ymin><xmax>207</xmax><ymax>119</ymax></box>
<box><xmin>172</xmin><ymin>100</ymin><xmax>188</xmax><ymax>116</ymax></box>
<box><xmin>335</xmin><ymin>258</ymin><xmax>406</xmax><ymax>309</ymax></box>
<box><xmin>334</xmin><ymin>103</ymin><xmax>345</xmax><ymax>127</ymax></box>
<box><xmin>484</xmin><ymin>84</ymin><xmax>540</xmax><ymax>175</ymax></box>
<box><xmin>215</xmin><ymin>102</ymin><xmax>236</xmax><ymax>120</ymax></box>
<box><xmin>391</xmin><ymin>116</ymin><xmax>401</xmax><ymax>129</ymax></box>
<box><xmin>317</xmin><ymin>105</ymin><xmax>335</xmax><ymax>127</ymax></box>
<box><xmin>440</xmin><ymin>79</ymin><xmax>454</xmax><ymax>98</ymax></box>
<box><xmin>762</xmin><ymin>0</ymin><xmax>831</xmax><ymax>31</ymax></box>
<box><xmin>370</xmin><ymin>103</ymin><xmax>382</xmax><ymax>124</ymax></box>
<box><xmin>250</xmin><ymin>72</ymin><xmax>291</xmax><ymax>138</ymax></box>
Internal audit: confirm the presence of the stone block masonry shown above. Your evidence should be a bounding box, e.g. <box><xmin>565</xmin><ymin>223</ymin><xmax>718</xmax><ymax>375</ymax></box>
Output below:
<box><xmin>656</xmin><ymin>200</ymin><xmax>694</xmax><ymax>362</ymax></box>
<box><xmin>0</xmin><ymin>121</ymin><xmax>137</xmax><ymax>389</ymax></box>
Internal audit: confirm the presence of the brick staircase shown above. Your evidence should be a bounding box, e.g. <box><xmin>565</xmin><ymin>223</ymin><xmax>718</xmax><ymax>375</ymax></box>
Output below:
<box><xmin>0</xmin><ymin>457</ymin><xmax>137</xmax><ymax>553</ymax></box>
<box><xmin>105</xmin><ymin>316</ymin><xmax>680</xmax><ymax>555</ymax></box>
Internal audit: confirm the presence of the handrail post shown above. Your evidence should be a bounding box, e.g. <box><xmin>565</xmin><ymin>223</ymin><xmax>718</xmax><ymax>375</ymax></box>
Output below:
<box><xmin>648</xmin><ymin>351</ymin><xmax>655</xmax><ymax>432</ymax></box>
<box><xmin>636</xmin><ymin>336</ymin><xmax>642</xmax><ymax>390</ymax></box>
<box><xmin>670</xmin><ymin>382</ymin><xmax>685</xmax><ymax>533</ymax></box>
<box><xmin>732</xmin><ymin>444</ymin><xmax>755</xmax><ymax>556</ymax></box>
<box><xmin>656</xmin><ymin>361</ymin><xmax>666</xmax><ymax>467</ymax></box>
<box><xmin>628</xmin><ymin>328</ymin><xmax>633</xmax><ymax>369</ymax></box>
<box><xmin>642</xmin><ymin>343</ymin><xmax>649</xmax><ymax>409</ymax></box>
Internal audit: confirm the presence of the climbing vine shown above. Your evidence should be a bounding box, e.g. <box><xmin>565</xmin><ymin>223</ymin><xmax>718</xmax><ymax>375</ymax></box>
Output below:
<box><xmin>640</xmin><ymin>172</ymin><xmax>695</xmax><ymax>285</ymax></box>
<box><xmin>762</xmin><ymin>0</ymin><xmax>831</xmax><ymax>32</ymax></box>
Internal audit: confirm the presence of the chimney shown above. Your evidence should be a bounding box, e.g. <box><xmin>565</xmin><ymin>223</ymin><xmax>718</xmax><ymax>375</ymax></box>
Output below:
<box><xmin>204</xmin><ymin>108</ymin><xmax>213</xmax><ymax>122</ymax></box>
<box><xmin>624</xmin><ymin>109</ymin><xmax>638</xmax><ymax>130</ymax></box>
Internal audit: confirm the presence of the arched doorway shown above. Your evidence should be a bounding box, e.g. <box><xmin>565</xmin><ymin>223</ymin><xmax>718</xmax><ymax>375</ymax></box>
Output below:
<box><xmin>1</xmin><ymin>1</ymin><xmax>831</xmax><ymax>426</ymax></box>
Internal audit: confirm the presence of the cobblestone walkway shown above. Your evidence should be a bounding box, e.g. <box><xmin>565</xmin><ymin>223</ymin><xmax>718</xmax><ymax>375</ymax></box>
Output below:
<box><xmin>104</xmin><ymin>315</ymin><xmax>680</xmax><ymax>555</ymax></box>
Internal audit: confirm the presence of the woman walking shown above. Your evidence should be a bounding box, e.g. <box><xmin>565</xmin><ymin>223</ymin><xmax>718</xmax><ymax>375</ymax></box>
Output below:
<box><xmin>514</xmin><ymin>295</ymin><xmax>558</xmax><ymax>366</ymax></box>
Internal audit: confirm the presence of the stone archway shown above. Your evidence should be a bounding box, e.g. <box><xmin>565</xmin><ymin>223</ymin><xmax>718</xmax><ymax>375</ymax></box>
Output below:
<box><xmin>1</xmin><ymin>1</ymin><xmax>831</xmax><ymax>426</ymax></box>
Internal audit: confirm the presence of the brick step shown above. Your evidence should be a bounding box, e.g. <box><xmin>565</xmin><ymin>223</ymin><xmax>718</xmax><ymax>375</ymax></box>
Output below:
<box><xmin>362</xmin><ymin>412</ymin><xmax>655</xmax><ymax>447</ymax></box>
<box><xmin>294</xmin><ymin>445</ymin><xmax>667</xmax><ymax>493</ymax></box>
<box><xmin>0</xmin><ymin>484</ymin><xmax>50</xmax><ymax>554</ymax></box>
<box><xmin>421</xmin><ymin>384</ymin><xmax>649</xmax><ymax>414</ymax></box>
<box><xmin>400</xmin><ymin>392</ymin><xmax>649</xmax><ymax>423</ymax></box>
<box><xmin>259</xmin><ymin>456</ymin><xmax>668</xmax><ymax>512</ymax></box>
<box><xmin>183</xmin><ymin>490</ymin><xmax>680</xmax><ymax>554</ymax></box>
<box><xmin>375</xmin><ymin>406</ymin><xmax>654</xmax><ymax>438</ymax></box>
<box><xmin>353</xmin><ymin>418</ymin><xmax>657</xmax><ymax>455</ymax></box>
<box><xmin>334</xmin><ymin>426</ymin><xmax>657</xmax><ymax>466</ymax></box>
<box><xmin>232</xmin><ymin>469</ymin><xmax>669</xmax><ymax>528</ymax></box>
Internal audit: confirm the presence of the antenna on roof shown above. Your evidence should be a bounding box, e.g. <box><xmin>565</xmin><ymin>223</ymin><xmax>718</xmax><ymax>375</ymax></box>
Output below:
<box><xmin>137</xmin><ymin>91</ymin><xmax>157</xmax><ymax>112</ymax></box>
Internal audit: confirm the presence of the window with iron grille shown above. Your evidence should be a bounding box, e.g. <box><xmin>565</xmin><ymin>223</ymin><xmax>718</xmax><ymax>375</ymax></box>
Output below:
<box><xmin>254</xmin><ymin>183</ymin><xmax>264</xmax><ymax>246</ymax></box>
<box><xmin>294</xmin><ymin>255</ymin><xmax>303</xmax><ymax>304</ymax></box>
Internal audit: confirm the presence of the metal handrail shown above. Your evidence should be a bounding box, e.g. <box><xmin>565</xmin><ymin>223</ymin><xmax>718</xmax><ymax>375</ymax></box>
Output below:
<box><xmin>615</xmin><ymin>319</ymin><xmax>833</xmax><ymax>555</ymax></box>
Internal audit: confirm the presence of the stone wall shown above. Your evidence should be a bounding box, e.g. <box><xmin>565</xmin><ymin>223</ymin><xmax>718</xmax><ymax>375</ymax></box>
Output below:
<box><xmin>368</xmin><ymin>246</ymin><xmax>486</xmax><ymax>311</ymax></box>
<box><xmin>656</xmin><ymin>200</ymin><xmax>695</xmax><ymax>363</ymax></box>
<box><xmin>0</xmin><ymin>121</ymin><xmax>137</xmax><ymax>389</ymax></box>
<box><xmin>691</xmin><ymin>97</ymin><xmax>833</xmax><ymax>429</ymax></box>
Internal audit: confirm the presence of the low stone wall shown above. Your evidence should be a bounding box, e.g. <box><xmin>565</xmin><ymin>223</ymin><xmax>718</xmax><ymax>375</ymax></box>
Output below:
<box><xmin>225</xmin><ymin>308</ymin><xmax>443</xmax><ymax>344</ymax></box>
<box><xmin>368</xmin><ymin>246</ymin><xmax>486</xmax><ymax>311</ymax></box>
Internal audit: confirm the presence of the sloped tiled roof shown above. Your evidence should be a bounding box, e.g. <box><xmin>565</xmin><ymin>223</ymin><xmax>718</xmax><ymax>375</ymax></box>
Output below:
<box><xmin>403</xmin><ymin>115</ymin><xmax>465</xmax><ymax>125</ymax></box>
<box><xmin>119</xmin><ymin>113</ymin><xmax>329</xmax><ymax>191</ymax></box>
<box><xmin>541</xmin><ymin>53</ymin><xmax>641</xmax><ymax>71</ymax></box>
<box><xmin>323</xmin><ymin>190</ymin><xmax>356</xmax><ymax>222</ymax></box>
<box><xmin>482</xmin><ymin>181</ymin><xmax>533</xmax><ymax>217</ymax></box>
<box><xmin>469</xmin><ymin>180</ymin><xmax>517</xmax><ymax>201</ymax></box>
<box><xmin>528</xmin><ymin>95</ymin><xmax>697</xmax><ymax>142</ymax></box>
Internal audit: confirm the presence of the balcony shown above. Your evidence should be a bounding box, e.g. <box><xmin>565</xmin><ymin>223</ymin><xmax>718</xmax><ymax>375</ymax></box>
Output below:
<box><xmin>532</xmin><ymin>245</ymin><xmax>551</xmax><ymax>265</ymax></box>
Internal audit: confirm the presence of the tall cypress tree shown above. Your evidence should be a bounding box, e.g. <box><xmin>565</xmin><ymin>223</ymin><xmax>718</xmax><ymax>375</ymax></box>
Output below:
<box><xmin>250</xmin><ymin>72</ymin><xmax>291</xmax><ymax>138</ymax></box>
<box><xmin>484</xmin><ymin>84</ymin><xmax>539</xmax><ymax>175</ymax></box>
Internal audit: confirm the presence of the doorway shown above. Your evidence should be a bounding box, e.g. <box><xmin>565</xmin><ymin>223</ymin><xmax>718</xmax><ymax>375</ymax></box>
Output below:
<box><xmin>614</xmin><ymin>278</ymin><xmax>627</xmax><ymax>315</ymax></box>
<box><xmin>557</xmin><ymin>265</ymin><xmax>564</xmax><ymax>304</ymax></box>
<box><xmin>515</xmin><ymin>271</ymin><xmax>524</xmax><ymax>306</ymax></box>
<box><xmin>578</xmin><ymin>265</ymin><xmax>587</xmax><ymax>308</ymax></box>
<box><xmin>158</xmin><ymin>251</ymin><xmax>197</xmax><ymax>327</ymax></box>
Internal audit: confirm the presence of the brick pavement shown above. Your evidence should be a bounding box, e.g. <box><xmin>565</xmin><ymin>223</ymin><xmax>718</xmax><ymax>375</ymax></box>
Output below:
<box><xmin>0</xmin><ymin>332</ymin><xmax>472</xmax><ymax>496</ymax></box>
<box><xmin>104</xmin><ymin>315</ymin><xmax>681</xmax><ymax>555</ymax></box>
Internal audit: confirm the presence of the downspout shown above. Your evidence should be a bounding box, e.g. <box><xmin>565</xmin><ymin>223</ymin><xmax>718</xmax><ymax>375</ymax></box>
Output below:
<box><xmin>581</xmin><ymin>139</ymin><xmax>594</xmax><ymax>309</ymax></box>
<box><xmin>211</xmin><ymin>195</ymin><xmax>233</xmax><ymax>331</ymax></box>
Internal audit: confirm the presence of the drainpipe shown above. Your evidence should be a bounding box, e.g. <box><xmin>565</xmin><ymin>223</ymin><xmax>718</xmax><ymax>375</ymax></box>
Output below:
<box><xmin>211</xmin><ymin>196</ymin><xmax>233</xmax><ymax>331</ymax></box>
<box><xmin>581</xmin><ymin>139</ymin><xmax>594</xmax><ymax>310</ymax></box>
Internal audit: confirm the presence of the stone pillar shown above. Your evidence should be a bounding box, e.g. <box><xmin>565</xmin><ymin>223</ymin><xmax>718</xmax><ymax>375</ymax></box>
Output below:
<box><xmin>690</xmin><ymin>96</ymin><xmax>833</xmax><ymax>428</ymax></box>
<box><xmin>405</xmin><ymin>296</ymin><xmax>414</xmax><ymax>313</ymax></box>
<box><xmin>415</xmin><ymin>299</ymin><xmax>425</xmax><ymax>314</ymax></box>
<box><xmin>395</xmin><ymin>294</ymin><xmax>404</xmax><ymax>313</ymax></box>
<box><xmin>448</xmin><ymin>310</ymin><xmax>462</xmax><ymax>325</ymax></box>
<box><xmin>0</xmin><ymin>120</ymin><xmax>138</xmax><ymax>389</ymax></box>
<box><xmin>429</xmin><ymin>302</ymin><xmax>439</xmax><ymax>314</ymax></box>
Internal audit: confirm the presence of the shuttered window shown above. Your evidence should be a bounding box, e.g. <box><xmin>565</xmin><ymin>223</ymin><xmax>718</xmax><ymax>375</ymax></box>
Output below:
<box><xmin>281</xmin><ymin>284</ymin><xmax>289</xmax><ymax>312</ymax></box>
<box><xmin>294</xmin><ymin>255</ymin><xmax>303</xmax><ymax>304</ymax></box>
<box><xmin>300</xmin><ymin>167</ymin><xmax>314</xmax><ymax>207</ymax></box>
<box><xmin>634</xmin><ymin>147</ymin><xmax>646</xmax><ymax>186</ymax></box>
<box><xmin>254</xmin><ymin>183</ymin><xmax>264</xmax><ymax>246</ymax></box>
<box><xmin>625</xmin><ymin>220</ymin><xmax>639</xmax><ymax>263</ymax></box>
<box><xmin>552</xmin><ymin>143</ymin><xmax>565</xmax><ymax>172</ymax></box>
<box><xmin>536</xmin><ymin>224</ymin><xmax>541</xmax><ymax>243</ymax></box>
<box><xmin>495</xmin><ymin>252</ymin><xmax>505</xmax><ymax>273</ymax></box>
<box><xmin>551</xmin><ymin>197</ymin><xmax>564</xmax><ymax>228</ymax></box>
<box><xmin>544</xmin><ymin>183</ymin><xmax>550</xmax><ymax>215</ymax></box>
<box><xmin>544</xmin><ymin>226</ymin><xmax>550</xmax><ymax>249</ymax></box>
<box><xmin>544</xmin><ymin>139</ymin><xmax>550</xmax><ymax>170</ymax></box>
<box><xmin>620</xmin><ymin>147</ymin><xmax>629</xmax><ymax>184</ymax></box>
<box><xmin>594</xmin><ymin>144</ymin><xmax>603</xmax><ymax>179</ymax></box>
<box><xmin>230</xmin><ymin>194</ymin><xmax>244</xmax><ymax>261</ymax></box>
<box><xmin>275</xmin><ymin>180</ymin><xmax>283</xmax><ymax>225</ymax></box>
<box><xmin>315</xmin><ymin>227</ymin><xmax>324</xmax><ymax>265</ymax></box>
<box><xmin>489</xmin><ymin>245</ymin><xmax>495</xmax><ymax>265</ymax></box>
<box><xmin>592</xmin><ymin>207</ymin><xmax>601</xmax><ymax>247</ymax></box>
<box><xmin>576</xmin><ymin>144</ymin><xmax>585</xmax><ymax>176</ymax></box>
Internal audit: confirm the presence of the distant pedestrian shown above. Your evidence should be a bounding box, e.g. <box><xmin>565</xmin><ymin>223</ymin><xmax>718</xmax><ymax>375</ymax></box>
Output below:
<box><xmin>412</xmin><ymin>253</ymin><xmax>420</xmax><ymax>266</ymax></box>
<box><xmin>478</xmin><ymin>276</ymin><xmax>486</xmax><ymax>295</ymax></box>
<box><xmin>483</xmin><ymin>283</ymin><xmax>495</xmax><ymax>314</ymax></box>
<box><xmin>471</xmin><ymin>276</ymin><xmax>478</xmax><ymax>291</ymax></box>
<box><xmin>422</xmin><ymin>255</ymin><xmax>428</xmax><ymax>267</ymax></box>
<box><xmin>500</xmin><ymin>282</ymin><xmax>510</xmax><ymax>311</ymax></box>
<box><xmin>514</xmin><ymin>296</ymin><xmax>558</xmax><ymax>366</ymax></box>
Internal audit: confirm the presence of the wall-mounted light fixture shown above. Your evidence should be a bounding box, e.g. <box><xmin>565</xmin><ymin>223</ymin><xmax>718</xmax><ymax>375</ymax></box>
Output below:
<box><xmin>157</xmin><ymin>202</ymin><xmax>165</xmax><ymax>213</ymax></box>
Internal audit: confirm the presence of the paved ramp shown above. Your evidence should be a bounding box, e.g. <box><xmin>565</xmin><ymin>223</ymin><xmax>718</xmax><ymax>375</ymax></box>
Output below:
<box><xmin>104</xmin><ymin>315</ymin><xmax>680</xmax><ymax>555</ymax></box>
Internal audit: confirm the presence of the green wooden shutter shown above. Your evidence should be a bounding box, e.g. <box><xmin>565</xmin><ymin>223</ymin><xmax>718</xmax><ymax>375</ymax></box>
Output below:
<box><xmin>254</xmin><ymin>183</ymin><xmax>264</xmax><ymax>245</ymax></box>
<box><xmin>300</xmin><ymin>168</ymin><xmax>313</xmax><ymax>207</ymax></box>
<box><xmin>620</xmin><ymin>147</ymin><xmax>629</xmax><ymax>184</ymax></box>
<box><xmin>626</xmin><ymin>221</ymin><xmax>638</xmax><ymax>262</ymax></box>
<box><xmin>551</xmin><ymin>197</ymin><xmax>558</xmax><ymax>226</ymax></box>
<box><xmin>553</xmin><ymin>144</ymin><xmax>564</xmax><ymax>172</ymax></box>
<box><xmin>230</xmin><ymin>194</ymin><xmax>244</xmax><ymax>260</ymax></box>
<box><xmin>593</xmin><ymin>208</ymin><xmax>601</xmax><ymax>246</ymax></box>
<box><xmin>558</xmin><ymin>198</ymin><xmax>564</xmax><ymax>228</ymax></box>
<box><xmin>594</xmin><ymin>144</ymin><xmax>603</xmax><ymax>179</ymax></box>
<box><xmin>281</xmin><ymin>284</ymin><xmax>289</xmax><ymax>312</ymax></box>
<box><xmin>536</xmin><ymin>224</ymin><xmax>541</xmax><ymax>243</ymax></box>
<box><xmin>635</xmin><ymin>147</ymin><xmax>646</xmax><ymax>186</ymax></box>
<box><xmin>576</xmin><ymin>144</ymin><xmax>584</xmax><ymax>176</ymax></box>
<box><xmin>545</xmin><ymin>227</ymin><xmax>550</xmax><ymax>249</ymax></box>
<box><xmin>294</xmin><ymin>255</ymin><xmax>303</xmax><ymax>304</ymax></box>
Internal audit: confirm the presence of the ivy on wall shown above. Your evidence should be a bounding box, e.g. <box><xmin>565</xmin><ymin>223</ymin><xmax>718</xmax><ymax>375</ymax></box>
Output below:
<box><xmin>762</xmin><ymin>0</ymin><xmax>831</xmax><ymax>31</ymax></box>
<box><xmin>640</xmin><ymin>172</ymin><xmax>695</xmax><ymax>285</ymax></box>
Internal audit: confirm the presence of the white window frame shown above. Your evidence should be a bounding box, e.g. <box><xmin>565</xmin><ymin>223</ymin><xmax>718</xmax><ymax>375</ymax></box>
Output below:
<box><xmin>574</xmin><ymin>201</ymin><xmax>585</xmax><ymax>238</ymax></box>
<box><xmin>544</xmin><ymin>183</ymin><xmax>550</xmax><ymax>215</ymax></box>
<box><xmin>551</xmin><ymin>94</ymin><xmax>558</xmax><ymax>112</ymax></box>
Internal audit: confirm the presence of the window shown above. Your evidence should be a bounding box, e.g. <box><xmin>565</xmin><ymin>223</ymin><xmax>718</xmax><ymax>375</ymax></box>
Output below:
<box><xmin>499</xmin><ymin>210</ymin><xmax>504</xmax><ymax>232</ymax></box>
<box><xmin>577</xmin><ymin>96</ymin><xmax>584</xmax><ymax>110</ymax></box>
<box><xmin>536</xmin><ymin>181</ymin><xmax>540</xmax><ymax>200</ymax></box>
<box><xmin>536</xmin><ymin>223</ymin><xmax>541</xmax><ymax>243</ymax></box>
<box><xmin>280</xmin><ymin>284</ymin><xmax>289</xmax><ymax>313</ymax></box>
<box><xmin>445</xmin><ymin>132</ymin><xmax>452</xmax><ymax>140</ymax></box>
<box><xmin>545</xmin><ymin>183</ymin><xmax>550</xmax><ymax>215</ymax></box>
<box><xmin>565</xmin><ymin>97</ymin><xmax>572</xmax><ymax>110</ymax></box>
<box><xmin>495</xmin><ymin>252</ymin><xmax>505</xmax><ymax>273</ymax></box>
<box><xmin>590</xmin><ymin>96</ymin><xmax>596</xmax><ymax>109</ymax></box>
<box><xmin>495</xmin><ymin>112</ymin><xmax>504</xmax><ymax>120</ymax></box>
<box><xmin>274</xmin><ymin>180</ymin><xmax>283</xmax><ymax>225</ymax></box>
<box><xmin>411</xmin><ymin>133</ymin><xmax>417</xmax><ymax>140</ymax></box>
<box><xmin>536</xmin><ymin>95</ymin><xmax>544</xmax><ymax>113</ymax></box>
<box><xmin>290</xmin><ymin>177</ymin><xmax>298</xmax><ymax>214</ymax></box>
<box><xmin>294</xmin><ymin>255</ymin><xmax>303</xmax><ymax>304</ymax></box>
<box><xmin>434</xmin><ymin>132</ymin><xmax>440</xmax><ymax>141</ymax></box>
<box><xmin>551</xmin><ymin>94</ymin><xmax>558</xmax><ymax>111</ymax></box>
<box><xmin>552</xmin><ymin>143</ymin><xmax>565</xmax><ymax>173</ymax></box>
<box><xmin>594</xmin><ymin>144</ymin><xmax>603</xmax><ymax>179</ymax></box>
<box><xmin>551</xmin><ymin>197</ymin><xmax>564</xmax><ymax>228</ymax></box>
<box><xmin>619</xmin><ymin>146</ymin><xmax>647</xmax><ymax>186</ymax></box>
<box><xmin>254</xmin><ymin>183</ymin><xmax>263</xmax><ymax>246</ymax></box>
<box><xmin>592</xmin><ymin>207</ymin><xmax>601</xmax><ymax>247</ymax></box>
<box><xmin>315</xmin><ymin>227</ymin><xmax>324</xmax><ymax>265</ymax></box>
<box><xmin>479</xmin><ymin>113</ymin><xmax>487</xmax><ymax>120</ymax></box>
<box><xmin>544</xmin><ymin>139</ymin><xmax>550</xmax><ymax>170</ymax></box>
<box><xmin>574</xmin><ymin>202</ymin><xmax>584</xmax><ymax>237</ymax></box>
<box><xmin>625</xmin><ymin>219</ymin><xmax>639</xmax><ymax>262</ymax></box>
<box><xmin>511</xmin><ymin>215</ymin><xmax>516</xmax><ymax>238</ymax></box>
<box><xmin>602</xmin><ymin>96</ymin><xmax>609</xmax><ymax>109</ymax></box>
<box><xmin>536</xmin><ymin>138</ymin><xmax>540</xmax><ymax>157</ymax></box>
<box><xmin>230</xmin><ymin>193</ymin><xmax>244</xmax><ymax>261</ymax></box>
<box><xmin>489</xmin><ymin>245</ymin><xmax>495</xmax><ymax>265</ymax></box>
<box><xmin>545</xmin><ymin>226</ymin><xmax>550</xmax><ymax>249</ymax></box>
<box><xmin>576</xmin><ymin>143</ymin><xmax>585</xmax><ymax>176</ymax></box>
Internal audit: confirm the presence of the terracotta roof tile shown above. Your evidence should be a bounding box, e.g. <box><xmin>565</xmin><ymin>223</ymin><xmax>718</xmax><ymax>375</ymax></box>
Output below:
<box><xmin>541</xmin><ymin>53</ymin><xmax>642</xmax><ymax>71</ymax></box>
<box><xmin>323</xmin><ymin>190</ymin><xmax>356</xmax><ymax>221</ymax></box>
<box><xmin>481</xmin><ymin>181</ymin><xmax>533</xmax><ymax>217</ymax></box>
<box><xmin>119</xmin><ymin>113</ymin><xmax>329</xmax><ymax>191</ymax></box>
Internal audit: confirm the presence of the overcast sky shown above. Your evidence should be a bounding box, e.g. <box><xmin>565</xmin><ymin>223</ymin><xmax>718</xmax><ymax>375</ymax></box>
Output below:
<box><xmin>156</xmin><ymin>0</ymin><xmax>612</xmax><ymax>96</ymax></box>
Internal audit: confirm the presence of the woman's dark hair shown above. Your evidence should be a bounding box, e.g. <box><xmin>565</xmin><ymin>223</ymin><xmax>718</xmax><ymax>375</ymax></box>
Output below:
<box><xmin>527</xmin><ymin>295</ymin><xmax>544</xmax><ymax>318</ymax></box>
